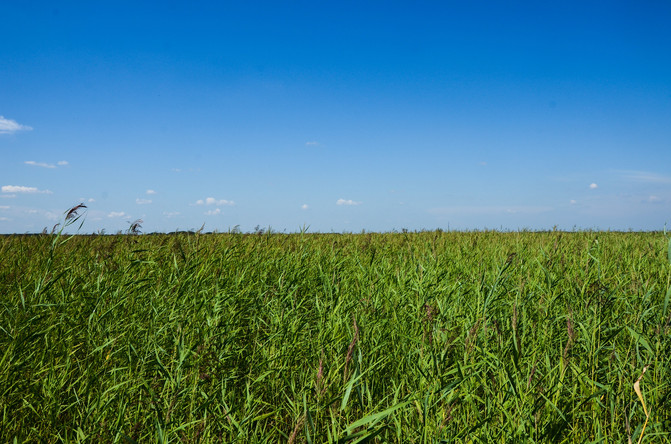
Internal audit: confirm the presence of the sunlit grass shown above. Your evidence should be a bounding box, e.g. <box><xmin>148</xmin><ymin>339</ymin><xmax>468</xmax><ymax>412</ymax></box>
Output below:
<box><xmin>1</xmin><ymin>219</ymin><xmax>670</xmax><ymax>442</ymax></box>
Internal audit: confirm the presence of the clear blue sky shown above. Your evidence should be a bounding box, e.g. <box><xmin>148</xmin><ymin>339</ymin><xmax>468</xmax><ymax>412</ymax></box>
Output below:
<box><xmin>2</xmin><ymin>1</ymin><xmax>670</xmax><ymax>233</ymax></box>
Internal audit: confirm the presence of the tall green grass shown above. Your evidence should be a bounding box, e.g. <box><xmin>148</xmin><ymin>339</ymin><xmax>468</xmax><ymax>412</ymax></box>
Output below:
<box><xmin>1</xmin><ymin>224</ymin><xmax>670</xmax><ymax>442</ymax></box>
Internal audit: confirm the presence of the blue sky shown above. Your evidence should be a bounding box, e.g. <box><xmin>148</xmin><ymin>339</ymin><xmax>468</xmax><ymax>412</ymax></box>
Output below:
<box><xmin>1</xmin><ymin>1</ymin><xmax>670</xmax><ymax>233</ymax></box>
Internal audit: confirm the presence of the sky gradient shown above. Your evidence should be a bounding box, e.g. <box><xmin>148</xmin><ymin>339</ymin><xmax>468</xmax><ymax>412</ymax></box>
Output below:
<box><xmin>1</xmin><ymin>1</ymin><xmax>670</xmax><ymax>233</ymax></box>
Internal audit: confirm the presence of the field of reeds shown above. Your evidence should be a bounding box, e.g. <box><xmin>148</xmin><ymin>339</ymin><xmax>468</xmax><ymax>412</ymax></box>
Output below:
<box><xmin>1</xmin><ymin>213</ymin><xmax>671</xmax><ymax>442</ymax></box>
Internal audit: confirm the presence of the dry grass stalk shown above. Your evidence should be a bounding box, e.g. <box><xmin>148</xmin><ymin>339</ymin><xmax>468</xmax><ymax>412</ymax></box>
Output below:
<box><xmin>65</xmin><ymin>203</ymin><xmax>87</xmax><ymax>220</ymax></box>
<box><xmin>344</xmin><ymin>316</ymin><xmax>359</xmax><ymax>379</ymax></box>
<box><xmin>422</xmin><ymin>303</ymin><xmax>438</xmax><ymax>345</ymax></box>
<box><xmin>563</xmin><ymin>314</ymin><xmax>577</xmax><ymax>364</ymax></box>
<box><xmin>315</xmin><ymin>354</ymin><xmax>326</xmax><ymax>397</ymax></box>
<box><xmin>634</xmin><ymin>364</ymin><xmax>651</xmax><ymax>444</ymax></box>
<box><xmin>287</xmin><ymin>414</ymin><xmax>305</xmax><ymax>444</ymax></box>
<box><xmin>465</xmin><ymin>318</ymin><xmax>481</xmax><ymax>354</ymax></box>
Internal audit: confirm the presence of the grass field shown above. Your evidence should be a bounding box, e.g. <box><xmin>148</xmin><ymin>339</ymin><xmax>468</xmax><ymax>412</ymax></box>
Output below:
<box><xmin>1</xmin><ymin>214</ymin><xmax>670</xmax><ymax>442</ymax></box>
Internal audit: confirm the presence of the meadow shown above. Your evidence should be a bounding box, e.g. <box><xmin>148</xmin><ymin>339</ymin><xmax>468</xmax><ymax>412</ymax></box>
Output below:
<box><xmin>1</xmin><ymin>215</ymin><xmax>670</xmax><ymax>442</ymax></box>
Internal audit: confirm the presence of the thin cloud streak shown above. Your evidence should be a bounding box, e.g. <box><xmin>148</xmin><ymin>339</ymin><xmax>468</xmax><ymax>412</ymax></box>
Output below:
<box><xmin>25</xmin><ymin>161</ymin><xmax>56</xmax><ymax>169</ymax></box>
<box><xmin>429</xmin><ymin>205</ymin><xmax>554</xmax><ymax>215</ymax></box>
<box><xmin>336</xmin><ymin>198</ymin><xmax>361</xmax><ymax>206</ymax></box>
<box><xmin>619</xmin><ymin>170</ymin><xmax>671</xmax><ymax>184</ymax></box>
<box><xmin>2</xmin><ymin>185</ymin><xmax>53</xmax><ymax>194</ymax></box>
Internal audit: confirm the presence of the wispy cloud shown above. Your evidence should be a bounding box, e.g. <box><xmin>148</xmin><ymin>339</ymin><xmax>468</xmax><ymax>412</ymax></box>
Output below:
<box><xmin>0</xmin><ymin>205</ymin><xmax>9</xmax><ymax>210</ymax></box>
<box><xmin>204</xmin><ymin>208</ymin><xmax>221</xmax><ymax>215</ymax></box>
<box><xmin>305</xmin><ymin>141</ymin><xmax>320</xmax><ymax>146</ymax></box>
<box><xmin>336</xmin><ymin>198</ymin><xmax>361</xmax><ymax>206</ymax></box>
<box><xmin>2</xmin><ymin>185</ymin><xmax>52</xmax><ymax>194</ymax></box>
<box><xmin>0</xmin><ymin>194</ymin><xmax>16</xmax><ymax>199</ymax></box>
<box><xmin>108</xmin><ymin>211</ymin><xmax>127</xmax><ymax>218</ymax></box>
<box><xmin>163</xmin><ymin>211</ymin><xmax>180</xmax><ymax>218</ymax></box>
<box><xmin>570</xmin><ymin>199</ymin><xmax>577</xmax><ymax>205</ymax></box>
<box><xmin>589</xmin><ymin>183</ymin><xmax>598</xmax><ymax>189</ymax></box>
<box><xmin>146</xmin><ymin>189</ymin><xmax>156</xmax><ymax>195</ymax></box>
<box><xmin>136</xmin><ymin>198</ymin><xmax>152</xmax><ymax>205</ymax></box>
<box><xmin>0</xmin><ymin>217</ymin><xmax>9</xmax><ymax>221</ymax></box>
<box><xmin>25</xmin><ymin>161</ymin><xmax>55</xmax><ymax>169</ymax></box>
<box><xmin>429</xmin><ymin>205</ymin><xmax>554</xmax><ymax>215</ymax></box>
<box><xmin>172</xmin><ymin>167</ymin><xmax>200</xmax><ymax>173</ymax></box>
<box><xmin>0</xmin><ymin>116</ymin><xmax>32</xmax><ymax>135</ymax></box>
<box><xmin>301</xmin><ymin>204</ymin><xmax>309</xmax><ymax>210</ymax></box>
<box><xmin>619</xmin><ymin>170</ymin><xmax>671</xmax><ymax>184</ymax></box>
<box><xmin>24</xmin><ymin>160</ymin><xmax>69</xmax><ymax>168</ymax></box>
<box><xmin>195</xmin><ymin>197</ymin><xmax>235</xmax><ymax>206</ymax></box>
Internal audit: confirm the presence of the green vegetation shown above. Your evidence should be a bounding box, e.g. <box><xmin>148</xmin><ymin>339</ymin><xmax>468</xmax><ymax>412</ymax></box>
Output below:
<box><xmin>1</xmin><ymin>216</ymin><xmax>670</xmax><ymax>442</ymax></box>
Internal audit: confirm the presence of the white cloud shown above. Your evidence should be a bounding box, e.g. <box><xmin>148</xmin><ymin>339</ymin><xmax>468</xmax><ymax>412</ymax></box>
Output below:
<box><xmin>647</xmin><ymin>195</ymin><xmax>662</xmax><ymax>203</ymax></box>
<box><xmin>196</xmin><ymin>197</ymin><xmax>235</xmax><ymax>206</ymax></box>
<box><xmin>570</xmin><ymin>199</ymin><xmax>577</xmax><ymax>205</ymax></box>
<box><xmin>2</xmin><ymin>185</ymin><xmax>52</xmax><ymax>194</ymax></box>
<box><xmin>336</xmin><ymin>198</ymin><xmax>361</xmax><ymax>206</ymax></box>
<box><xmin>25</xmin><ymin>160</ymin><xmax>68</xmax><ymax>168</ymax></box>
<box><xmin>0</xmin><ymin>116</ymin><xmax>32</xmax><ymax>134</ymax></box>
<box><xmin>0</xmin><ymin>205</ymin><xmax>9</xmax><ymax>210</ymax></box>
<box><xmin>0</xmin><ymin>194</ymin><xmax>16</xmax><ymax>199</ymax></box>
<box><xmin>305</xmin><ymin>141</ymin><xmax>320</xmax><ymax>146</ymax></box>
<box><xmin>301</xmin><ymin>204</ymin><xmax>309</xmax><ymax>210</ymax></box>
<box><xmin>25</xmin><ymin>161</ymin><xmax>56</xmax><ymax>169</ymax></box>
<box><xmin>108</xmin><ymin>211</ymin><xmax>126</xmax><ymax>218</ymax></box>
<box><xmin>136</xmin><ymin>198</ymin><xmax>152</xmax><ymax>205</ymax></box>
<box><xmin>204</xmin><ymin>208</ymin><xmax>221</xmax><ymax>215</ymax></box>
<box><xmin>0</xmin><ymin>217</ymin><xmax>9</xmax><ymax>221</ymax></box>
<box><xmin>589</xmin><ymin>183</ymin><xmax>598</xmax><ymax>189</ymax></box>
<box><xmin>25</xmin><ymin>209</ymin><xmax>38</xmax><ymax>214</ymax></box>
<box><xmin>88</xmin><ymin>198</ymin><xmax>95</xmax><ymax>202</ymax></box>
<box><xmin>146</xmin><ymin>189</ymin><xmax>156</xmax><ymax>195</ymax></box>
<box><xmin>163</xmin><ymin>211</ymin><xmax>180</xmax><ymax>218</ymax></box>
<box><xmin>45</xmin><ymin>211</ymin><xmax>59</xmax><ymax>221</ymax></box>
<box><xmin>208</xmin><ymin>197</ymin><xmax>234</xmax><ymax>206</ymax></box>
